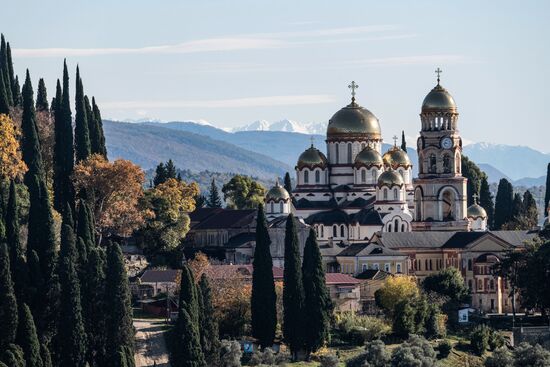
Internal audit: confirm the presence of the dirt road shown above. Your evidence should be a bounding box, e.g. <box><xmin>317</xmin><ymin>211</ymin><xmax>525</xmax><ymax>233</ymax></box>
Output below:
<box><xmin>134</xmin><ymin>318</ymin><xmax>171</xmax><ymax>367</ymax></box>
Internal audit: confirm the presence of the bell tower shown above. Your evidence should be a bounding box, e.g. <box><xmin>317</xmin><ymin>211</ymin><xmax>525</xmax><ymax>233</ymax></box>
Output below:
<box><xmin>412</xmin><ymin>69</ymin><xmax>468</xmax><ymax>231</ymax></box>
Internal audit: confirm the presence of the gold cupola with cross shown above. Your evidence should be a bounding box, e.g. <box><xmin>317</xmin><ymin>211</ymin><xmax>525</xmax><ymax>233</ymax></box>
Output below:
<box><xmin>413</xmin><ymin>69</ymin><xmax>468</xmax><ymax>231</ymax></box>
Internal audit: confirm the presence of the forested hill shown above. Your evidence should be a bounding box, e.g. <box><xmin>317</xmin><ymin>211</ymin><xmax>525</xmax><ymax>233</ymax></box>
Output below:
<box><xmin>103</xmin><ymin>120</ymin><xmax>291</xmax><ymax>179</ymax></box>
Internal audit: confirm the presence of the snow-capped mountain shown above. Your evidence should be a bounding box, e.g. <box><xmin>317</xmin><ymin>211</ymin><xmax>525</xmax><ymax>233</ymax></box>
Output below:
<box><xmin>232</xmin><ymin>119</ymin><xmax>328</xmax><ymax>134</ymax></box>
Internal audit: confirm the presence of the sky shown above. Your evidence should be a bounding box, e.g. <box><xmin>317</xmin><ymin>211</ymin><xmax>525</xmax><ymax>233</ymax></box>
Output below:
<box><xmin>4</xmin><ymin>0</ymin><xmax>550</xmax><ymax>152</ymax></box>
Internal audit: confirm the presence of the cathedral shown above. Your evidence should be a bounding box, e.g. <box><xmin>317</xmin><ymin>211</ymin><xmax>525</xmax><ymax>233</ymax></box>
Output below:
<box><xmin>264</xmin><ymin>72</ymin><xmax>488</xmax><ymax>247</ymax></box>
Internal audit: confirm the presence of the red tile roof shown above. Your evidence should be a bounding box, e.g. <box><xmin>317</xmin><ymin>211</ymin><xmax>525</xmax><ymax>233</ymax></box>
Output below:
<box><xmin>325</xmin><ymin>273</ymin><xmax>361</xmax><ymax>285</ymax></box>
<box><xmin>140</xmin><ymin>269</ymin><xmax>180</xmax><ymax>283</ymax></box>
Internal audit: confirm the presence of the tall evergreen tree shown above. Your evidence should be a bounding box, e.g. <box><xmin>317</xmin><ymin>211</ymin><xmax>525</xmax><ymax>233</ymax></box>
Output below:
<box><xmin>0</xmin><ymin>73</ymin><xmax>10</xmax><ymax>114</ymax></box>
<box><xmin>545</xmin><ymin>163</ymin><xmax>550</xmax><ymax>217</ymax></box>
<box><xmin>401</xmin><ymin>130</ymin><xmax>407</xmax><ymax>151</ymax></box>
<box><xmin>283</xmin><ymin>214</ymin><xmax>305</xmax><ymax>360</ymax></box>
<box><xmin>494</xmin><ymin>178</ymin><xmax>514</xmax><ymax>230</ymax></box>
<box><xmin>105</xmin><ymin>243</ymin><xmax>134</xmax><ymax>366</ymax></box>
<box><xmin>91</xmin><ymin>97</ymin><xmax>107</xmax><ymax>157</ymax></box>
<box><xmin>0</xmin><ymin>35</ymin><xmax>13</xmax><ymax>106</ymax></box>
<box><xmin>77</xmin><ymin>200</ymin><xmax>95</xmax><ymax>252</ymax></box>
<box><xmin>173</xmin><ymin>308</ymin><xmax>206</xmax><ymax>367</ymax></box>
<box><xmin>36</xmin><ymin>78</ymin><xmax>49</xmax><ymax>111</ymax></box>
<box><xmin>207</xmin><ymin>178</ymin><xmax>223</xmax><ymax>208</ymax></box>
<box><xmin>198</xmin><ymin>274</ymin><xmax>220</xmax><ymax>365</ymax></box>
<box><xmin>21</xmin><ymin>70</ymin><xmax>44</xmax><ymax>183</ymax></box>
<box><xmin>153</xmin><ymin>162</ymin><xmax>167</xmax><ymax>187</ymax></box>
<box><xmin>16</xmin><ymin>303</ymin><xmax>43</xmax><ymax>367</ymax></box>
<box><xmin>522</xmin><ymin>190</ymin><xmax>538</xmax><ymax>227</ymax></box>
<box><xmin>251</xmin><ymin>205</ymin><xmax>277</xmax><ymax>349</ymax></box>
<box><xmin>0</xmin><ymin>243</ymin><xmax>18</xmax><ymax>350</ymax></box>
<box><xmin>6</xmin><ymin>180</ymin><xmax>21</xmax><ymax>268</ymax></box>
<box><xmin>461</xmin><ymin>155</ymin><xmax>485</xmax><ymax>206</ymax></box>
<box><xmin>178</xmin><ymin>266</ymin><xmax>199</xmax><ymax>325</ymax></box>
<box><xmin>12</xmin><ymin>75</ymin><xmax>20</xmax><ymax>107</ymax></box>
<box><xmin>479</xmin><ymin>175</ymin><xmax>495</xmax><ymax>229</ymax></box>
<box><xmin>165</xmin><ymin>159</ymin><xmax>177</xmax><ymax>179</ymax></box>
<box><xmin>84</xmin><ymin>96</ymin><xmax>98</xmax><ymax>157</ymax></box>
<box><xmin>6</xmin><ymin>42</ymin><xmax>16</xmax><ymax>103</ymax></box>
<box><xmin>302</xmin><ymin>228</ymin><xmax>332</xmax><ymax>358</ymax></box>
<box><xmin>511</xmin><ymin>193</ymin><xmax>523</xmax><ymax>219</ymax></box>
<box><xmin>83</xmin><ymin>246</ymin><xmax>107</xmax><ymax>365</ymax></box>
<box><xmin>74</xmin><ymin>66</ymin><xmax>91</xmax><ymax>162</ymax></box>
<box><xmin>284</xmin><ymin>172</ymin><xmax>292</xmax><ymax>195</ymax></box>
<box><xmin>57</xmin><ymin>222</ymin><xmax>87</xmax><ymax>367</ymax></box>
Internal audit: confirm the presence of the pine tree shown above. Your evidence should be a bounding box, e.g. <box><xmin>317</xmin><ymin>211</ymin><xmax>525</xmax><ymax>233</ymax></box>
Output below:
<box><xmin>12</xmin><ymin>75</ymin><xmax>20</xmax><ymax>107</ymax></box>
<box><xmin>284</xmin><ymin>172</ymin><xmax>293</xmax><ymax>195</ymax></box>
<box><xmin>91</xmin><ymin>97</ymin><xmax>107</xmax><ymax>157</ymax></box>
<box><xmin>494</xmin><ymin>178</ymin><xmax>514</xmax><ymax>230</ymax></box>
<box><xmin>74</xmin><ymin>66</ymin><xmax>91</xmax><ymax>162</ymax></box>
<box><xmin>165</xmin><ymin>159</ymin><xmax>177</xmax><ymax>179</ymax></box>
<box><xmin>207</xmin><ymin>178</ymin><xmax>222</xmax><ymax>208</ymax></box>
<box><xmin>251</xmin><ymin>204</ymin><xmax>277</xmax><ymax>349</ymax></box>
<box><xmin>401</xmin><ymin>130</ymin><xmax>407</xmax><ymax>151</ymax></box>
<box><xmin>105</xmin><ymin>243</ymin><xmax>134</xmax><ymax>365</ymax></box>
<box><xmin>283</xmin><ymin>214</ymin><xmax>305</xmax><ymax>359</ymax></box>
<box><xmin>0</xmin><ymin>243</ymin><xmax>18</xmax><ymax>350</ymax></box>
<box><xmin>302</xmin><ymin>228</ymin><xmax>332</xmax><ymax>357</ymax></box>
<box><xmin>479</xmin><ymin>175</ymin><xmax>495</xmax><ymax>229</ymax></box>
<box><xmin>36</xmin><ymin>78</ymin><xmax>49</xmax><ymax>111</ymax></box>
<box><xmin>83</xmin><ymin>246</ymin><xmax>107</xmax><ymax>365</ymax></box>
<box><xmin>545</xmin><ymin>163</ymin><xmax>550</xmax><ymax>216</ymax></box>
<box><xmin>0</xmin><ymin>35</ymin><xmax>13</xmax><ymax>106</ymax></box>
<box><xmin>16</xmin><ymin>303</ymin><xmax>43</xmax><ymax>367</ymax></box>
<box><xmin>0</xmin><ymin>73</ymin><xmax>10</xmax><ymax>114</ymax></box>
<box><xmin>198</xmin><ymin>274</ymin><xmax>220</xmax><ymax>365</ymax></box>
<box><xmin>57</xmin><ymin>222</ymin><xmax>87</xmax><ymax>367</ymax></box>
<box><xmin>153</xmin><ymin>162</ymin><xmax>167</xmax><ymax>187</ymax></box>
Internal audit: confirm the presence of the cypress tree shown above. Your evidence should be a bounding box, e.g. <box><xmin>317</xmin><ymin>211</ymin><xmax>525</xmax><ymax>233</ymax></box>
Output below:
<box><xmin>0</xmin><ymin>243</ymin><xmax>18</xmax><ymax>350</ymax></box>
<box><xmin>284</xmin><ymin>172</ymin><xmax>293</xmax><ymax>195</ymax></box>
<box><xmin>36</xmin><ymin>78</ymin><xmax>49</xmax><ymax>111</ymax></box>
<box><xmin>198</xmin><ymin>274</ymin><xmax>220</xmax><ymax>365</ymax></box>
<box><xmin>165</xmin><ymin>159</ymin><xmax>177</xmax><ymax>179</ymax></box>
<box><xmin>91</xmin><ymin>97</ymin><xmax>107</xmax><ymax>157</ymax></box>
<box><xmin>16</xmin><ymin>303</ymin><xmax>43</xmax><ymax>367</ymax></box>
<box><xmin>251</xmin><ymin>204</ymin><xmax>277</xmax><ymax>349</ymax></box>
<box><xmin>494</xmin><ymin>178</ymin><xmax>514</xmax><ymax>230</ymax></box>
<box><xmin>84</xmin><ymin>95</ymin><xmax>98</xmax><ymax>157</ymax></box>
<box><xmin>0</xmin><ymin>35</ymin><xmax>13</xmax><ymax>106</ymax></box>
<box><xmin>174</xmin><ymin>308</ymin><xmax>206</xmax><ymax>367</ymax></box>
<box><xmin>6</xmin><ymin>180</ymin><xmax>21</xmax><ymax>268</ymax></box>
<box><xmin>479</xmin><ymin>175</ymin><xmax>495</xmax><ymax>229</ymax></box>
<box><xmin>302</xmin><ymin>228</ymin><xmax>332</xmax><ymax>357</ymax></box>
<box><xmin>105</xmin><ymin>243</ymin><xmax>134</xmax><ymax>366</ymax></box>
<box><xmin>461</xmin><ymin>155</ymin><xmax>484</xmax><ymax>206</ymax></box>
<box><xmin>545</xmin><ymin>163</ymin><xmax>550</xmax><ymax>216</ymax></box>
<box><xmin>511</xmin><ymin>193</ymin><xmax>523</xmax><ymax>220</ymax></box>
<box><xmin>77</xmin><ymin>200</ymin><xmax>94</xmax><ymax>254</ymax></box>
<box><xmin>2</xmin><ymin>344</ymin><xmax>25</xmax><ymax>367</ymax></box>
<box><xmin>178</xmin><ymin>265</ymin><xmax>199</xmax><ymax>325</ymax></box>
<box><xmin>74</xmin><ymin>66</ymin><xmax>91</xmax><ymax>162</ymax></box>
<box><xmin>12</xmin><ymin>75</ymin><xmax>21</xmax><ymax>107</ymax></box>
<box><xmin>21</xmin><ymin>70</ymin><xmax>44</xmax><ymax>183</ymax></box>
<box><xmin>41</xmin><ymin>343</ymin><xmax>53</xmax><ymax>367</ymax></box>
<box><xmin>83</xmin><ymin>247</ymin><xmax>107</xmax><ymax>366</ymax></box>
<box><xmin>6</xmin><ymin>42</ymin><xmax>15</xmax><ymax>101</ymax></box>
<box><xmin>401</xmin><ymin>130</ymin><xmax>407</xmax><ymax>151</ymax></box>
<box><xmin>153</xmin><ymin>162</ymin><xmax>167</xmax><ymax>187</ymax></box>
<box><xmin>207</xmin><ymin>178</ymin><xmax>222</xmax><ymax>208</ymax></box>
<box><xmin>57</xmin><ymin>222</ymin><xmax>87</xmax><ymax>367</ymax></box>
<box><xmin>283</xmin><ymin>213</ymin><xmax>305</xmax><ymax>360</ymax></box>
<box><xmin>522</xmin><ymin>190</ymin><xmax>538</xmax><ymax>228</ymax></box>
<box><xmin>0</xmin><ymin>73</ymin><xmax>10</xmax><ymax>114</ymax></box>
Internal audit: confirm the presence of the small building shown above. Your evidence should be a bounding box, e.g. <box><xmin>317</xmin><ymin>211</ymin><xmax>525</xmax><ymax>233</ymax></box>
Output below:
<box><xmin>139</xmin><ymin>269</ymin><xmax>181</xmax><ymax>297</ymax></box>
<box><xmin>325</xmin><ymin>273</ymin><xmax>361</xmax><ymax>312</ymax></box>
<box><xmin>335</xmin><ymin>243</ymin><xmax>408</xmax><ymax>275</ymax></box>
<box><xmin>355</xmin><ymin>269</ymin><xmax>393</xmax><ymax>314</ymax></box>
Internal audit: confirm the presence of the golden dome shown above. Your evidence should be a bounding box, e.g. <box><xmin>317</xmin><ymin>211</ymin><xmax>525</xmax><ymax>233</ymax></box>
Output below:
<box><xmin>383</xmin><ymin>146</ymin><xmax>412</xmax><ymax>169</ymax></box>
<box><xmin>327</xmin><ymin>102</ymin><xmax>381</xmax><ymax>139</ymax></box>
<box><xmin>355</xmin><ymin>146</ymin><xmax>383</xmax><ymax>167</ymax></box>
<box><xmin>297</xmin><ymin>145</ymin><xmax>327</xmax><ymax>169</ymax></box>
<box><xmin>422</xmin><ymin>84</ymin><xmax>457</xmax><ymax>113</ymax></box>
<box><xmin>467</xmin><ymin>203</ymin><xmax>487</xmax><ymax>219</ymax></box>
<box><xmin>377</xmin><ymin>169</ymin><xmax>404</xmax><ymax>188</ymax></box>
<box><xmin>266</xmin><ymin>181</ymin><xmax>290</xmax><ymax>201</ymax></box>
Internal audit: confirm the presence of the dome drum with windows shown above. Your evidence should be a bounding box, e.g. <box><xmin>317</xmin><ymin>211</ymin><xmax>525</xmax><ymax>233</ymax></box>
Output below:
<box><xmin>266</xmin><ymin>180</ymin><xmax>291</xmax><ymax>202</ymax></box>
<box><xmin>354</xmin><ymin>145</ymin><xmax>384</xmax><ymax>168</ymax></box>
<box><xmin>377</xmin><ymin>169</ymin><xmax>404</xmax><ymax>188</ymax></box>
<box><xmin>296</xmin><ymin>145</ymin><xmax>327</xmax><ymax>169</ymax></box>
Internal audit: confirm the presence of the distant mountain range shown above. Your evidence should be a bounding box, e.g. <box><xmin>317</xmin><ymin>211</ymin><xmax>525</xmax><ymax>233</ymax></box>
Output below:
<box><xmin>103</xmin><ymin>120</ymin><xmax>548</xmax><ymax>187</ymax></box>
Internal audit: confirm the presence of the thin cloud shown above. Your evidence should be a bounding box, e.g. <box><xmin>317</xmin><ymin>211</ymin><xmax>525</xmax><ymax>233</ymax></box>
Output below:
<box><xmin>347</xmin><ymin>54</ymin><xmax>476</xmax><ymax>66</ymax></box>
<box><xmin>101</xmin><ymin>94</ymin><xmax>336</xmax><ymax>110</ymax></box>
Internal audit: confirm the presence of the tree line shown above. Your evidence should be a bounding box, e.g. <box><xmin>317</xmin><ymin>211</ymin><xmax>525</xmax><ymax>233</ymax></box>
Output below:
<box><xmin>0</xmin><ymin>34</ymin><xmax>133</xmax><ymax>367</ymax></box>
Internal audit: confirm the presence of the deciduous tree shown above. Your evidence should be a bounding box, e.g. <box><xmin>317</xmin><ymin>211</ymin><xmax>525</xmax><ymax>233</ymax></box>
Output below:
<box><xmin>0</xmin><ymin>114</ymin><xmax>26</xmax><ymax>180</ymax></box>
<box><xmin>375</xmin><ymin>276</ymin><xmax>419</xmax><ymax>318</ymax></box>
<box><xmin>222</xmin><ymin>174</ymin><xmax>266</xmax><ymax>209</ymax></box>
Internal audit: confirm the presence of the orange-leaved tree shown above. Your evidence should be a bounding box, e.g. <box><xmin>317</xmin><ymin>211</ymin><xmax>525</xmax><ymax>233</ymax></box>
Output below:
<box><xmin>73</xmin><ymin>154</ymin><xmax>146</xmax><ymax>244</ymax></box>
<box><xmin>0</xmin><ymin>114</ymin><xmax>27</xmax><ymax>181</ymax></box>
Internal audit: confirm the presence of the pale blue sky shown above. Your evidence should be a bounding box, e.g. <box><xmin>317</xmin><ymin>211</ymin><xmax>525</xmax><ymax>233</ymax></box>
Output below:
<box><xmin>4</xmin><ymin>0</ymin><xmax>549</xmax><ymax>151</ymax></box>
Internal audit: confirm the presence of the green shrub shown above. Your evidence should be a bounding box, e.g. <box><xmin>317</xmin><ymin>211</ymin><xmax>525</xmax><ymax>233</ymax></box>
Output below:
<box><xmin>437</xmin><ymin>340</ymin><xmax>452</xmax><ymax>359</ymax></box>
<box><xmin>391</xmin><ymin>335</ymin><xmax>436</xmax><ymax>367</ymax></box>
<box><xmin>470</xmin><ymin>325</ymin><xmax>490</xmax><ymax>356</ymax></box>
<box><xmin>319</xmin><ymin>354</ymin><xmax>339</xmax><ymax>367</ymax></box>
<box><xmin>488</xmin><ymin>331</ymin><xmax>505</xmax><ymax>350</ymax></box>
<box><xmin>335</xmin><ymin>312</ymin><xmax>391</xmax><ymax>345</ymax></box>
<box><xmin>484</xmin><ymin>347</ymin><xmax>513</xmax><ymax>367</ymax></box>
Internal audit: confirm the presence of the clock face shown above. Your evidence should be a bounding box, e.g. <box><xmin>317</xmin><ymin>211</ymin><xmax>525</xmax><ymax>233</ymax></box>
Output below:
<box><xmin>441</xmin><ymin>137</ymin><xmax>453</xmax><ymax>149</ymax></box>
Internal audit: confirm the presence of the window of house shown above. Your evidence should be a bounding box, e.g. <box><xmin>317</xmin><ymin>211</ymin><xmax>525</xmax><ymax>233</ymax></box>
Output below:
<box><xmin>340</xmin><ymin>225</ymin><xmax>345</xmax><ymax>238</ymax></box>
<box><xmin>333</xmin><ymin>225</ymin><xmax>337</xmax><ymax>238</ymax></box>
<box><xmin>383</xmin><ymin>188</ymin><xmax>388</xmax><ymax>200</ymax></box>
<box><xmin>490</xmin><ymin>279</ymin><xmax>495</xmax><ymax>291</ymax></box>
<box><xmin>361</xmin><ymin>169</ymin><xmax>366</xmax><ymax>183</ymax></box>
<box><xmin>279</xmin><ymin>202</ymin><xmax>284</xmax><ymax>212</ymax></box>
<box><xmin>270</xmin><ymin>202</ymin><xmax>274</xmax><ymax>213</ymax></box>
<box><xmin>394</xmin><ymin>188</ymin><xmax>398</xmax><ymax>199</ymax></box>
<box><xmin>362</xmin><ymin>264</ymin><xmax>367</xmax><ymax>271</ymax></box>
<box><xmin>401</xmin><ymin>224</ymin><xmax>406</xmax><ymax>232</ymax></box>
<box><xmin>372</xmin><ymin>170</ymin><xmax>377</xmax><ymax>181</ymax></box>
<box><xmin>384</xmin><ymin>263</ymin><xmax>390</xmax><ymax>272</ymax></box>
<box><xmin>304</xmin><ymin>170</ymin><xmax>309</xmax><ymax>184</ymax></box>
<box><xmin>396</xmin><ymin>263</ymin><xmax>402</xmax><ymax>273</ymax></box>
<box><xmin>425</xmin><ymin>259</ymin><xmax>428</xmax><ymax>271</ymax></box>
<box><xmin>348</xmin><ymin>143</ymin><xmax>352</xmax><ymax>163</ymax></box>
<box><xmin>394</xmin><ymin>219</ymin><xmax>399</xmax><ymax>232</ymax></box>
<box><xmin>373</xmin><ymin>263</ymin><xmax>379</xmax><ymax>270</ymax></box>
<box><xmin>320</xmin><ymin>225</ymin><xmax>324</xmax><ymax>238</ymax></box>
<box><xmin>335</xmin><ymin>144</ymin><xmax>340</xmax><ymax>163</ymax></box>
<box><xmin>388</xmin><ymin>223</ymin><xmax>392</xmax><ymax>232</ymax></box>
<box><xmin>491</xmin><ymin>299</ymin><xmax>495</xmax><ymax>310</ymax></box>
<box><xmin>468</xmin><ymin>259</ymin><xmax>472</xmax><ymax>271</ymax></box>
<box><xmin>478</xmin><ymin>279</ymin><xmax>483</xmax><ymax>290</ymax></box>
<box><xmin>315</xmin><ymin>170</ymin><xmax>320</xmax><ymax>183</ymax></box>
<box><xmin>429</xmin><ymin>259</ymin><xmax>433</xmax><ymax>271</ymax></box>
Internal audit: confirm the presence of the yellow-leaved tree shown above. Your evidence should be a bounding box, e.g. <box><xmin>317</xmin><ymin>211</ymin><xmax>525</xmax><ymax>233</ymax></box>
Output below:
<box><xmin>375</xmin><ymin>276</ymin><xmax>419</xmax><ymax>317</ymax></box>
<box><xmin>73</xmin><ymin>154</ymin><xmax>146</xmax><ymax>243</ymax></box>
<box><xmin>0</xmin><ymin>114</ymin><xmax>27</xmax><ymax>180</ymax></box>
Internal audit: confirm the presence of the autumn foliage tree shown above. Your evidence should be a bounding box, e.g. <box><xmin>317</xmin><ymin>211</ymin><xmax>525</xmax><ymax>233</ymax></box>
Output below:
<box><xmin>0</xmin><ymin>114</ymin><xmax>27</xmax><ymax>180</ymax></box>
<box><xmin>375</xmin><ymin>276</ymin><xmax>419</xmax><ymax>318</ymax></box>
<box><xmin>72</xmin><ymin>154</ymin><xmax>146</xmax><ymax>243</ymax></box>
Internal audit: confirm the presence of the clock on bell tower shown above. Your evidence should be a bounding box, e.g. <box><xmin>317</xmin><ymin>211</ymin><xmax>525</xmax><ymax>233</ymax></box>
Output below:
<box><xmin>412</xmin><ymin>69</ymin><xmax>468</xmax><ymax>231</ymax></box>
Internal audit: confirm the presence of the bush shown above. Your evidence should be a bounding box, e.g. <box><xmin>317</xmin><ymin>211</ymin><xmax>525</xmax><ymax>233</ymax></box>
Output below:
<box><xmin>470</xmin><ymin>325</ymin><xmax>490</xmax><ymax>356</ymax></box>
<box><xmin>249</xmin><ymin>348</ymin><xmax>276</xmax><ymax>366</ymax></box>
<box><xmin>437</xmin><ymin>340</ymin><xmax>452</xmax><ymax>359</ymax></box>
<box><xmin>513</xmin><ymin>342</ymin><xmax>550</xmax><ymax>366</ymax></box>
<box><xmin>488</xmin><ymin>331</ymin><xmax>505</xmax><ymax>351</ymax></box>
<box><xmin>391</xmin><ymin>335</ymin><xmax>436</xmax><ymax>367</ymax></box>
<box><xmin>335</xmin><ymin>312</ymin><xmax>391</xmax><ymax>345</ymax></box>
<box><xmin>345</xmin><ymin>352</ymin><xmax>368</xmax><ymax>367</ymax></box>
<box><xmin>319</xmin><ymin>354</ymin><xmax>339</xmax><ymax>367</ymax></box>
<box><xmin>364</xmin><ymin>340</ymin><xmax>390</xmax><ymax>367</ymax></box>
<box><xmin>219</xmin><ymin>340</ymin><xmax>242</xmax><ymax>367</ymax></box>
<box><xmin>484</xmin><ymin>347</ymin><xmax>513</xmax><ymax>367</ymax></box>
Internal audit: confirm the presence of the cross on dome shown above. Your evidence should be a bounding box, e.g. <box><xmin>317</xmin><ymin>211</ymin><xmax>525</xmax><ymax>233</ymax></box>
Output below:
<box><xmin>393</xmin><ymin>135</ymin><xmax>398</xmax><ymax>146</ymax></box>
<box><xmin>435</xmin><ymin>67</ymin><xmax>442</xmax><ymax>85</ymax></box>
<box><xmin>472</xmin><ymin>193</ymin><xmax>479</xmax><ymax>204</ymax></box>
<box><xmin>348</xmin><ymin>81</ymin><xmax>359</xmax><ymax>104</ymax></box>
<box><xmin>310</xmin><ymin>135</ymin><xmax>315</xmax><ymax>147</ymax></box>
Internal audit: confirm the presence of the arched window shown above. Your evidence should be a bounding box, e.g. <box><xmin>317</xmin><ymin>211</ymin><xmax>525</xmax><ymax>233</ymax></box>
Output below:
<box><xmin>443</xmin><ymin>154</ymin><xmax>451</xmax><ymax>173</ymax></box>
<box><xmin>429</xmin><ymin>154</ymin><xmax>437</xmax><ymax>173</ymax></box>
<box><xmin>279</xmin><ymin>202</ymin><xmax>284</xmax><ymax>212</ymax></box>
<box><xmin>415</xmin><ymin>189</ymin><xmax>423</xmax><ymax>221</ymax></box>
<box><xmin>372</xmin><ymin>170</ymin><xmax>377</xmax><ymax>182</ymax></box>
<box><xmin>442</xmin><ymin>189</ymin><xmax>456</xmax><ymax>220</ymax></box>
<box><xmin>393</xmin><ymin>188</ymin><xmax>398</xmax><ymax>199</ymax></box>
<box><xmin>335</xmin><ymin>144</ymin><xmax>339</xmax><ymax>163</ymax></box>
<box><xmin>347</xmin><ymin>143</ymin><xmax>352</xmax><ymax>163</ymax></box>
<box><xmin>455</xmin><ymin>153</ymin><xmax>461</xmax><ymax>174</ymax></box>
<box><xmin>396</xmin><ymin>263</ymin><xmax>402</xmax><ymax>273</ymax></box>
<box><xmin>383</xmin><ymin>188</ymin><xmax>388</xmax><ymax>200</ymax></box>
<box><xmin>320</xmin><ymin>225</ymin><xmax>324</xmax><ymax>238</ymax></box>
<box><xmin>394</xmin><ymin>219</ymin><xmax>399</xmax><ymax>232</ymax></box>
<box><xmin>315</xmin><ymin>170</ymin><xmax>320</xmax><ymax>183</ymax></box>
<box><xmin>490</xmin><ymin>279</ymin><xmax>495</xmax><ymax>291</ymax></box>
<box><xmin>304</xmin><ymin>170</ymin><xmax>309</xmax><ymax>184</ymax></box>
<box><xmin>361</xmin><ymin>143</ymin><xmax>366</xmax><ymax>150</ymax></box>
<box><xmin>340</xmin><ymin>225</ymin><xmax>345</xmax><ymax>238</ymax></box>
<box><xmin>270</xmin><ymin>202</ymin><xmax>274</xmax><ymax>213</ymax></box>
<box><xmin>388</xmin><ymin>223</ymin><xmax>392</xmax><ymax>232</ymax></box>
<box><xmin>333</xmin><ymin>225</ymin><xmax>337</xmax><ymax>238</ymax></box>
<box><xmin>401</xmin><ymin>224</ymin><xmax>405</xmax><ymax>232</ymax></box>
<box><xmin>361</xmin><ymin>169</ymin><xmax>366</xmax><ymax>183</ymax></box>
